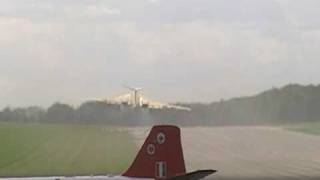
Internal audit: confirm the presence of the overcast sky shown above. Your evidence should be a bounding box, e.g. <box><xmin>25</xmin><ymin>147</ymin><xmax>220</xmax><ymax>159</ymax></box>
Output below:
<box><xmin>0</xmin><ymin>0</ymin><xmax>320</xmax><ymax>108</ymax></box>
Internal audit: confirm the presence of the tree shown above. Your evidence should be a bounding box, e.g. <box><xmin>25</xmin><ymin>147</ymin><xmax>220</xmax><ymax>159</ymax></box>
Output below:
<box><xmin>46</xmin><ymin>103</ymin><xmax>75</xmax><ymax>123</ymax></box>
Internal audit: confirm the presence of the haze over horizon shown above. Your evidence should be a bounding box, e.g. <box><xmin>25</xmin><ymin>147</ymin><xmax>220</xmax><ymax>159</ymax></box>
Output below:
<box><xmin>1</xmin><ymin>0</ymin><xmax>320</xmax><ymax>108</ymax></box>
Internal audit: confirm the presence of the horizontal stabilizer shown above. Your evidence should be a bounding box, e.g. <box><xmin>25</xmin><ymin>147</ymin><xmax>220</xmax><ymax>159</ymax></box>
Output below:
<box><xmin>168</xmin><ymin>169</ymin><xmax>217</xmax><ymax>180</ymax></box>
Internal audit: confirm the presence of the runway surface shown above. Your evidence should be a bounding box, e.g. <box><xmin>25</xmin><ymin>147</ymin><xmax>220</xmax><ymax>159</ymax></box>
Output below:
<box><xmin>131</xmin><ymin>126</ymin><xmax>320</xmax><ymax>180</ymax></box>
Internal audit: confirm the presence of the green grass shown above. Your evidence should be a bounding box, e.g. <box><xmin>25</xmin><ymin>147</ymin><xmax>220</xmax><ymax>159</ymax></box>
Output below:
<box><xmin>0</xmin><ymin>122</ymin><xmax>136</xmax><ymax>177</ymax></box>
<box><xmin>287</xmin><ymin>122</ymin><xmax>320</xmax><ymax>135</ymax></box>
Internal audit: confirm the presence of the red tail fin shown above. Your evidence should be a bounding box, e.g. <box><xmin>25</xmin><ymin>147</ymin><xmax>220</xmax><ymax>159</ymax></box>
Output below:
<box><xmin>123</xmin><ymin>125</ymin><xmax>186</xmax><ymax>179</ymax></box>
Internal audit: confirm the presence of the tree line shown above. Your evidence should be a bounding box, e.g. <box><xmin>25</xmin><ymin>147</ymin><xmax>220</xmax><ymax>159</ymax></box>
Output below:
<box><xmin>1</xmin><ymin>84</ymin><xmax>320</xmax><ymax>126</ymax></box>
<box><xmin>0</xmin><ymin>101</ymin><xmax>192</xmax><ymax>126</ymax></box>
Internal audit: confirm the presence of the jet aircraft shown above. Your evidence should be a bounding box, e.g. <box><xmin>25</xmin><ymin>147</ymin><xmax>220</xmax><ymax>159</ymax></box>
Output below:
<box><xmin>94</xmin><ymin>86</ymin><xmax>191</xmax><ymax>111</ymax></box>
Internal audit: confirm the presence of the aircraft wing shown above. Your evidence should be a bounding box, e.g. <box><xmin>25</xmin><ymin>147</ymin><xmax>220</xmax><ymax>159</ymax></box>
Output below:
<box><xmin>165</xmin><ymin>104</ymin><xmax>191</xmax><ymax>111</ymax></box>
<box><xmin>140</xmin><ymin>96</ymin><xmax>191</xmax><ymax>111</ymax></box>
<box><xmin>107</xmin><ymin>93</ymin><xmax>132</xmax><ymax>104</ymax></box>
<box><xmin>168</xmin><ymin>169</ymin><xmax>217</xmax><ymax>180</ymax></box>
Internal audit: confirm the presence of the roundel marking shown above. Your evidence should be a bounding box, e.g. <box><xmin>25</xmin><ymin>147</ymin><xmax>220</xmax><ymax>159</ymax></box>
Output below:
<box><xmin>147</xmin><ymin>143</ymin><xmax>155</xmax><ymax>155</ymax></box>
<box><xmin>157</xmin><ymin>132</ymin><xmax>166</xmax><ymax>144</ymax></box>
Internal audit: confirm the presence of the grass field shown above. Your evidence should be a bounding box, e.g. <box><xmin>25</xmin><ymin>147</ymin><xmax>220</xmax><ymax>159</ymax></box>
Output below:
<box><xmin>287</xmin><ymin>122</ymin><xmax>320</xmax><ymax>135</ymax></box>
<box><xmin>0</xmin><ymin>122</ymin><xmax>136</xmax><ymax>177</ymax></box>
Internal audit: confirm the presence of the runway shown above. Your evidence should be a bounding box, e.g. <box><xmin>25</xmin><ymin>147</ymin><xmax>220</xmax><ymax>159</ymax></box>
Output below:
<box><xmin>131</xmin><ymin>126</ymin><xmax>320</xmax><ymax>179</ymax></box>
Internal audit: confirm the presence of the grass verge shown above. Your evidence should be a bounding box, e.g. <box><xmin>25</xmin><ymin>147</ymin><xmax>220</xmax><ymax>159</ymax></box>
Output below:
<box><xmin>286</xmin><ymin>122</ymin><xmax>320</xmax><ymax>135</ymax></box>
<box><xmin>0</xmin><ymin>122</ymin><xmax>136</xmax><ymax>177</ymax></box>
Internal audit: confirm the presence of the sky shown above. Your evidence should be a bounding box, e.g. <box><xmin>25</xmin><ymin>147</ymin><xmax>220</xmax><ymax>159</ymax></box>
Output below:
<box><xmin>0</xmin><ymin>0</ymin><xmax>320</xmax><ymax>108</ymax></box>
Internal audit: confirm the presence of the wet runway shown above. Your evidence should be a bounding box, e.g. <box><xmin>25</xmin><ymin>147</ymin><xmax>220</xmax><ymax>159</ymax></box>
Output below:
<box><xmin>131</xmin><ymin>126</ymin><xmax>320</xmax><ymax>179</ymax></box>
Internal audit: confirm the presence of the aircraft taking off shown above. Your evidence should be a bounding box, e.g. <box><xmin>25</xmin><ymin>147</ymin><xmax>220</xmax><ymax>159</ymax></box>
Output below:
<box><xmin>123</xmin><ymin>85</ymin><xmax>143</xmax><ymax>107</ymax></box>
<box><xmin>96</xmin><ymin>86</ymin><xmax>191</xmax><ymax>111</ymax></box>
<box><xmin>5</xmin><ymin>125</ymin><xmax>216</xmax><ymax>180</ymax></box>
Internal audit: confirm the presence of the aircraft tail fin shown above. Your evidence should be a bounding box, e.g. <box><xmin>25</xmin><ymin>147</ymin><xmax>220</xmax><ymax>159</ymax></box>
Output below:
<box><xmin>123</xmin><ymin>125</ymin><xmax>186</xmax><ymax>179</ymax></box>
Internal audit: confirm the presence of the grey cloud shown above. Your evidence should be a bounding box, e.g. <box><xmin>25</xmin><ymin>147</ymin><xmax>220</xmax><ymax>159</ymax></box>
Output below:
<box><xmin>0</xmin><ymin>0</ymin><xmax>319</xmax><ymax>25</ymax></box>
<box><xmin>0</xmin><ymin>1</ymin><xmax>320</xmax><ymax>107</ymax></box>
